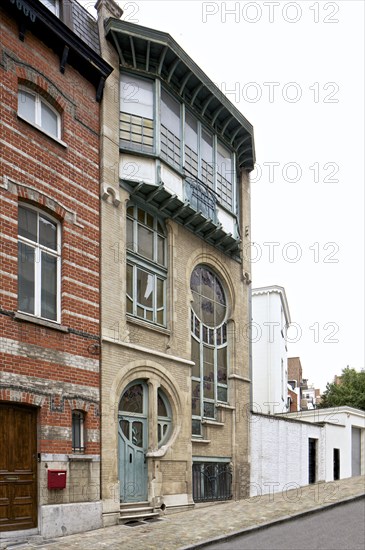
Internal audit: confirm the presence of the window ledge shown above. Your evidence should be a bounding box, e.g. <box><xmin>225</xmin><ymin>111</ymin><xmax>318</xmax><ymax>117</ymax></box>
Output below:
<box><xmin>216</xmin><ymin>403</ymin><xmax>235</xmax><ymax>410</ymax></box>
<box><xmin>202</xmin><ymin>420</ymin><xmax>224</xmax><ymax>427</ymax></box>
<box><xmin>191</xmin><ymin>438</ymin><xmax>211</xmax><ymax>444</ymax></box>
<box><xmin>14</xmin><ymin>312</ymin><xmax>69</xmax><ymax>332</ymax></box>
<box><xmin>126</xmin><ymin>314</ymin><xmax>170</xmax><ymax>336</ymax></box>
<box><xmin>17</xmin><ymin>115</ymin><xmax>67</xmax><ymax>148</ymax></box>
<box><xmin>68</xmin><ymin>455</ymin><xmax>95</xmax><ymax>462</ymax></box>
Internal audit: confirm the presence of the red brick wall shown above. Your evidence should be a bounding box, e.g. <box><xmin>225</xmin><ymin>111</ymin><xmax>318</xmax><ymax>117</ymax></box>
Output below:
<box><xmin>0</xmin><ymin>7</ymin><xmax>101</xmax><ymax>455</ymax></box>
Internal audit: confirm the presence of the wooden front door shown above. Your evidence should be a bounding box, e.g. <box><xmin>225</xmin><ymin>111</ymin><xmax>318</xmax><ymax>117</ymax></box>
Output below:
<box><xmin>0</xmin><ymin>404</ymin><xmax>38</xmax><ymax>531</ymax></box>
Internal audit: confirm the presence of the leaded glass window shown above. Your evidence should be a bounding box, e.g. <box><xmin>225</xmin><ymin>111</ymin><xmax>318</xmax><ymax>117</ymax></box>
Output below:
<box><xmin>190</xmin><ymin>266</ymin><xmax>228</xmax><ymax>435</ymax></box>
<box><xmin>157</xmin><ymin>389</ymin><xmax>172</xmax><ymax>446</ymax></box>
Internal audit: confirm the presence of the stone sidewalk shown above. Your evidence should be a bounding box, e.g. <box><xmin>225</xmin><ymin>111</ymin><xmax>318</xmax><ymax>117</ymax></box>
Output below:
<box><xmin>3</xmin><ymin>476</ymin><xmax>365</xmax><ymax>550</ymax></box>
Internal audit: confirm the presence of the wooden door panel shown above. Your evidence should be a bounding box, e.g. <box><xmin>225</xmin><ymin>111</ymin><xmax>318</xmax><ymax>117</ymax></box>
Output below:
<box><xmin>0</xmin><ymin>483</ymin><xmax>11</xmax><ymax>524</ymax></box>
<box><xmin>12</xmin><ymin>408</ymin><xmax>34</xmax><ymax>472</ymax></box>
<box><xmin>0</xmin><ymin>404</ymin><xmax>37</xmax><ymax>531</ymax></box>
<box><xmin>0</xmin><ymin>407</ymin><xmax>10</xmax><ymax>472</ymax></box>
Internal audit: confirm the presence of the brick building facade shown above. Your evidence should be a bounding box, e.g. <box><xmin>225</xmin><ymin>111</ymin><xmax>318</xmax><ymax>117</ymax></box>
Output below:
<box><xmin>0</xmin><ymin>0</ymin><xmax>111</xmax><ymax>537</ymax></box>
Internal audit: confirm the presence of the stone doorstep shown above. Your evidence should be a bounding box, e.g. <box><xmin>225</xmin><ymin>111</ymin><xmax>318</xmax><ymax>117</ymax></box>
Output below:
<box><xmin>119</xmin><ymin>501</ymin><xmax>161</xmax><ymax>523</ymax></box>
<box><xmin>0</xmin><ymin>535</ymin><xmax>44</xmax><ymax>550</ymax></box>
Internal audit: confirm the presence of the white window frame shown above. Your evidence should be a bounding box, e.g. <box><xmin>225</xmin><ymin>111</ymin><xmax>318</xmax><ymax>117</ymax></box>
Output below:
<box><xmin>39</xmin><ymin>0</ymin><xmax>60</xmax><ymax>17</ymax></box>
<box><xmin>18</xmin><ymin>87</ymin><xmax>61</xmax><ymax>140</ymax></box>
<box><xmin>18</xmin><ymin>204</ymin><xmax>61</xmax><ymax>323</ymax></box>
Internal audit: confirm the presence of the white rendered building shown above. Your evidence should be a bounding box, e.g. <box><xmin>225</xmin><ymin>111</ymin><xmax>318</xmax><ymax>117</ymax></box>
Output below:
<box><xmin>252</xmin><ymin>286</ymin><xmax>291</xmax><ymax>415</ymax></box>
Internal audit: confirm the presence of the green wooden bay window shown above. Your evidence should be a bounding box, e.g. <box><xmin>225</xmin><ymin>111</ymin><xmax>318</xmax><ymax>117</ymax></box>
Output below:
<box><xmin>119</xmin><ymin>73</ymin><xmax>237</xmax><ymax>214</ymax></box>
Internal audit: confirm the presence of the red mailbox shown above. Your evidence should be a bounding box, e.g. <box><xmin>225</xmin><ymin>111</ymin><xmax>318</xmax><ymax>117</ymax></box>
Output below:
<box><xmin>47</xmin><ymin>469</ymin><xmax>67</xmax><ymax>490</ymax></box>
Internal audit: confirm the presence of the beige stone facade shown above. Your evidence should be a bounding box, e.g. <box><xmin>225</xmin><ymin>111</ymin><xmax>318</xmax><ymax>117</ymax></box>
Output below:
<box><xmin>96</xmin><ymin>0</ymin><xmax>254</xmax><ymax>526</ymax></box>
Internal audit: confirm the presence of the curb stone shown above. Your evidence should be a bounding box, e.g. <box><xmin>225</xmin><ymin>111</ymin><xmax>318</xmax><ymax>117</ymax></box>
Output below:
<box><xmin>181</xmin><ymin>493</ymin><xmax>365</xmax><ymax>550</ymax></box>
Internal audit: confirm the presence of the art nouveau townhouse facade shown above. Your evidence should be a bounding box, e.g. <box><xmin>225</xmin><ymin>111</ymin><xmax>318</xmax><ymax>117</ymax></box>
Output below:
<box><xmin>95</xmin><ymin>0</ymin><xmax>255</xmax><ymax>525</ymax></box>
<box><xmin>0</xmin><ymin>0</ymin><xmax>112</xmax><ymax>538</ymax></box>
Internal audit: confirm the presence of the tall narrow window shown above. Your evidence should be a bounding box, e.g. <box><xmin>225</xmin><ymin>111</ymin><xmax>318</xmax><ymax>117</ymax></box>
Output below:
<box><xmin>190</xmin><ymin>266</ymin><xmax>228</xmax><ymax>436</ymax></box>
<box><xmin>157</xmin><ymin>389</ymin><xmax>172</xmax><ymax>447</ymax></box>
<box><xmin>216</xmin><ymin>142</ymin><xmax>234</xmax><ymax>211</ymax></box>
<box><xmin>18</xmin><ymin>89</ymin><xmax>61</xmax><ymax>139</ymax></box>
<box><xmin>72</xmin><ymin>411</ymin><xmax>85</xmax><ymax>453</ymax></box>
<box><xmin>161</xmin><ymin>89</ymin><xmax>181</xmax><ymax>168</ymax></box>
<box><xmin>184</xmin><ymin>112</ymin><xmax>198</xmax><ymax>177</ymax></box>
<box><xmin>200</xmin><ymin>129</ymin><xmax>214</xmax><ymax>189</ymax></box>
<box><xmin>18</xmin><ymin>205</ymin><xmax>60</xmax><ymax>322</ymax></box>
<box><xmin>126</xmin><ymin>205</ymin><xmax>167</xmax><ymax>326</ymax></box>
<box><xmin>120</xmin><ymin>75</ymin><xmax>154</xmax><ymax>152</ymax></box>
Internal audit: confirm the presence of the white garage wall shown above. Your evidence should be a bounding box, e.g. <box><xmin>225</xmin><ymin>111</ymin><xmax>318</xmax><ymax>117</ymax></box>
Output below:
<box><xmin>250</xmin><ymin>413</ymin><xmax>325</xmax><ymax>496</ymax></box>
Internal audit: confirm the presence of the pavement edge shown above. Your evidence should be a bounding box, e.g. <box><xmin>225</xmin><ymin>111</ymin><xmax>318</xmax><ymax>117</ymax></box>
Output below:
<box><xmin>180</xmin><ymin>493</ymin><xmax>365</xmax><ymax>550</ymax></box>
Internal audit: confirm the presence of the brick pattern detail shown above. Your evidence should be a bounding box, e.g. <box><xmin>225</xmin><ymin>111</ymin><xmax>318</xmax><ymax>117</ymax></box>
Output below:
<box><xmin>0</xmin><ymin>3</ymin><xmax>102</xmax><ymax>507</ymax></box>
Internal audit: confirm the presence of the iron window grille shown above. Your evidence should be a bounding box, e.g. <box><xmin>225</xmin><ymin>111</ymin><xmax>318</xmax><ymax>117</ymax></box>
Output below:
<box><xmin>192</xmin><ymin>462</ymin><xmax>232</xmax><ymax>502</ymax></box>
<box><xmin>72</xmin><ymin>411</ymin><xmax>85</xmax><ymax>453</ymax></box>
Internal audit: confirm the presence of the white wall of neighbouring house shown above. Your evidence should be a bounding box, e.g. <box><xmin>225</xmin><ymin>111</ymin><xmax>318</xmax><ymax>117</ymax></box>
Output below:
<box><xmin>252</xmin><ymin>288</ymin><xmax>290</xmax><ymax>415</ymax></box>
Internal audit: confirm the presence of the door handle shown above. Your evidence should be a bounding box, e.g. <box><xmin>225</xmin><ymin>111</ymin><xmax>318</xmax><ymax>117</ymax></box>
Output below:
<box><xmin>5</xmin><ymin>476</ymin><xmax>19</xmax><ymax>481</ymax></box>
<box><xmin>129</xmin><ymin>453</ymin><xmax>132</xmax><ymax>463</ymax></box>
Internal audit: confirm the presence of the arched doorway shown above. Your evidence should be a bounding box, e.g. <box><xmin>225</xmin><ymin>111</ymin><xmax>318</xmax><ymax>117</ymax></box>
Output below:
<box><xmin>118</xmin><ymin>382</ymin><xmax>148</xmax><ymax>502</ymax></box>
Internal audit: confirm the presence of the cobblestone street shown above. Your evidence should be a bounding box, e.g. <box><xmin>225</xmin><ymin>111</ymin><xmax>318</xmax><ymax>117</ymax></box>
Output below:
<box><xmin>2</xmin><ymin>475</ymin><xmax>363</xmax><ymax>550</ymax></box>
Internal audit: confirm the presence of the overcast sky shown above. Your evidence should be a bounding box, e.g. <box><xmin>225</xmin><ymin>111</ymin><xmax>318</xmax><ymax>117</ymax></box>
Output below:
<box><xmin>83</xmin><ymin>0</ymin><xmax>364</xmax><ymax>391</ymax></box>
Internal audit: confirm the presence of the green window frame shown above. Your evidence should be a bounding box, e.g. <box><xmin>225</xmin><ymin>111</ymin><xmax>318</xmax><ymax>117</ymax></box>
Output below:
<box><xmin>190</xmin><ymin>266</ymin><xmax>228</xmax><ymax>437</ymax></box>
<box><xmin>126</xmin><ymin>205</ymin><xmax>167</xmax><ymax>326</ymax></box>
<box><xmin>119</xmin><ymin>73</ymin><xmax>236</xmax><ymax>213</ymax></box>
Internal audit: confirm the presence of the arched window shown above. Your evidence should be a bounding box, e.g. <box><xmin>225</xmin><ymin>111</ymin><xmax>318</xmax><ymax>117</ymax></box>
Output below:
<box><xmin>190</xmin><ymin>266</ymin><xmax>228</xmax><ymax>436</ymax></box>
<box><xmin>18</xmin><ymin>88</ymin><xmax>61</xmax><ymax>140</ymax></box>
<box><xmin>126</xmin><ymin>205</ymin><xmax>167</xmax><ymax>326</ymax></box>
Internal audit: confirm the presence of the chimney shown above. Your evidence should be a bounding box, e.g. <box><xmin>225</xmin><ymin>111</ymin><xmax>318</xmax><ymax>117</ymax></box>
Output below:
<box><xmin>95</xmin><ymin>0</ymin><xmax>123</xmax><ymax>20</ymax></box>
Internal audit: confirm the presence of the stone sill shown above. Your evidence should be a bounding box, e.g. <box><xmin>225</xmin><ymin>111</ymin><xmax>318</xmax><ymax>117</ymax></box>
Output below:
<box><xmin>202</xmin><ymin>420</ymin><xmax>224</xmax><ymax>427</ymax></box>
<box><xmin>14</xmin><ymin>312</ymin><xmax>69</xmax><ymax>332</ymax></box>
<box><xmin>68</xmin><ymin>455</ymin><xmax>94</xmax><ymax>462</ymax></box>
<box><xmin>126</xmin><ymin>315</ymin><xmax>170</xmax><ymax>336</ymax></box>
<box><xmin>40</xmin><ymin>454</ymin><xmax>100</xmax><ymax>462</ymax></box>
<box><xmin>216</xmin><ymin>403</ymin><xmax>235</xmax><ymax>410</ymax></box>
<box><xmin>191</xmin><ymin>439</ymin><xmax>211</xmax><ymax>444</ymax></box>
